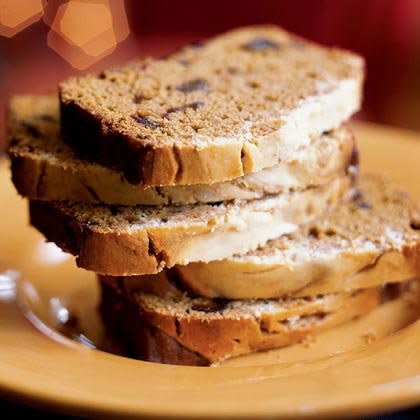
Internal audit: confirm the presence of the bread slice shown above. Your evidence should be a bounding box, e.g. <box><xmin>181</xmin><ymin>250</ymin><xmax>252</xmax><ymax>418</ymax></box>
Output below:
<box><xmin>99</xmin><ymin>277</ymin><xmax>381</xmax><ymax>365</ymax></box>
<box><xmin>7</xmin><ymin>95</ymin><xmax>357</xmax><ymax>205</ymax></box>
<box><xmin>29</xmin><ymin>176</ymin><xmax>349</xmax><ymax>275</ymax></box>
<box><xmin>59</xmin><ymin>25</ymin><xmax>364</xmax><ymax>186</ymax></box>
<box><xmin>140</xmin><ymin>175</ymin><xmax>418</xmax><ymax>299</ymax></box>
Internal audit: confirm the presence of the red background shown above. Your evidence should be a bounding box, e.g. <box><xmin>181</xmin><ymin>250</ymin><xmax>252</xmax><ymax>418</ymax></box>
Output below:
<box><xmin>1</xmin><ymin>0</ymin><xmax>420</xmax><ymax>150</ymax></box>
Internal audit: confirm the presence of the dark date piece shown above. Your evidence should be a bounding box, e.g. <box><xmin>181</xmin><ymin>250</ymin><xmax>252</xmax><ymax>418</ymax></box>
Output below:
<box><xmin>164</xmin><ymin>101</ymin><xmax>205</xmax><ymax>119</ymax></box>
<box><xmin>21</xmin><ymin>121</ymin><xmax>42</xmax><ymax>138</ymax></box>
<box><xmin>176</xmin><ymin>78</ymin><xmax>209</xmax><ymax>93</ymax></box>
<box><xmin>132</xmin><ymin>115</ymin><xmax>161</xmax><ymax>130</ymax></box>
<box><xmin>191</xmin><ymin>299</ymin><xmax>229</xmax><ymax>313</ymax></box>
<box><xmin>242</xmin><ymin>38</ymin><xmax>280</xmax><ymax>51</ymax></box>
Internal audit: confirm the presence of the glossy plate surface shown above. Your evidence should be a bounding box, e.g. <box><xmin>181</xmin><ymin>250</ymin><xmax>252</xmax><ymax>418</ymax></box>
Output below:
<box><xmin>0</xmin><ymin>122</ymin><xmax>420</xmax><ymax>419</ymax></box>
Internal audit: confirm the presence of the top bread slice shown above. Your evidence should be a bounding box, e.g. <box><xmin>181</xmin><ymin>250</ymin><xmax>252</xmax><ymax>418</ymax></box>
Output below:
<box><xmin>165</xmin><ymin>175</ymin><xmax>420</xmax><ymax>298</ymax></box>
<box><xmin>7</xmin><ymin>95</ymin><xmax>356</xmax><ymax>205</ymax></box>
<box><xmin>59</xmin><ymin>25</ymin><xmax>364</xmax><ymax>186</ymax></box>
<box><xmin>29</xmin><ymin>176</ymin><xmax>349</xmax><ymax>276</ymax></box>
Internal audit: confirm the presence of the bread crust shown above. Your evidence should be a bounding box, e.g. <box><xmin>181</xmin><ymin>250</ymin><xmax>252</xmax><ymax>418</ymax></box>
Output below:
<box><xmin>59</xmin><ymin>25</ymin><xmax>364</xmax><ymax>186</ymax></box>
<box><xmin>99</xmin><ymin>281</ymin><xmax>210</xmax><ymax>366</ymax></box>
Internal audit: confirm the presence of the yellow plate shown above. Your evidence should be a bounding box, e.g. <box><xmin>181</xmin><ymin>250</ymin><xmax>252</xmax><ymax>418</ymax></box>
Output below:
<box><xmin>1</xmin><ymin>122</ymin><xmax>420</xmax><ymax>419</ymax></box>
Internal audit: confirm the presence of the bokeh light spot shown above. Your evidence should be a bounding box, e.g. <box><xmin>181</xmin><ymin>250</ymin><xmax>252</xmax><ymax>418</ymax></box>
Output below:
<box><xmin>47</xmin><ymin>27</ymin><xmax>117</xmax><ymax>70</ymax></box>
<box><xmin>57</xmin><ymin>1</ymin><xmax>113</xmax><ymax>48</ymax></box>
<box><xmin>107</xmin><ymin>0</ymin><xmax>129</xmax><ymax>43</ymax></box>
<box><xmin>45</xmin><ymin>0</ymin><xmax>129</xmax><ymax>70</ymax></box>
<box><xmin>0</xmin><ymin>0</ymin><xmax>44</xmax><ymax>38</ymax></box>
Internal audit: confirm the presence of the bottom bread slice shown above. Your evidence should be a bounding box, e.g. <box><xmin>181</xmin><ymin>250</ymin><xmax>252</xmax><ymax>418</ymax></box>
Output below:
<box><xmin>99</xmin><ymin>278</ymin><xmax>381</xmax><ymax>365</ymax></box>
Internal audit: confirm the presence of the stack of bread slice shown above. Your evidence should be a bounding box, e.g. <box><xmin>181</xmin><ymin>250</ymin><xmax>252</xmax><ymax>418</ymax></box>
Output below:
<box><xmin>7</xmin><ymin>26</ymin><xmax>420</xmax><ymax>366</ymax></box>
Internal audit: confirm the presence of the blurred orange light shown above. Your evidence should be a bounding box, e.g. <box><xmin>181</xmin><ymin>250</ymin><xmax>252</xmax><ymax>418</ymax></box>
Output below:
<box><xmin>107</xmin><ymin>0</ymin><xmax>129</xmax><ymax>44</ymax></box>
<box><xmin>45</xmin><ymin>0</ymin><xmax>129</xmax><ymax>70</ymax></box>
<box><xmin>0</xmin><ymin>0</ymin><xmax>44</xmax><ymax>38</ymax></box>
<box><xmin>57</xmin><ymin>1</ymin><xmax>113</xmax><ymax>49</ymax></box>
<box><xmin>47</xmin><ymin>28</ymin><xmax>117</xmax><ymax>70</ymax></box>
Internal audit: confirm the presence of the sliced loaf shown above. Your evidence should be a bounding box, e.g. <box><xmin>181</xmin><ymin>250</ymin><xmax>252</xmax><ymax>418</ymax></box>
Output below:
<box><xmin>60</xmin><ymin>25</ymin><xmax>364</xmax><ymax>186</ymax></box>
<box><xmin>29</xmin><ymin>176</ymin><xmax>349</xmax><ymax>275</ymax></box>
<box><xmin>99</xmin><ymin>277</ymin><xmax>381</xmax><ymax>365</ymax></box>
<box><xmin>7</xmin><ymin>95</ymin><xmax>357</xmax><ymax>205</ymax></box>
